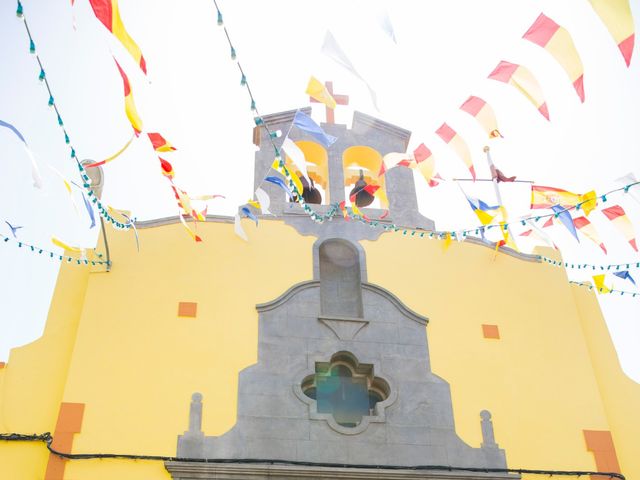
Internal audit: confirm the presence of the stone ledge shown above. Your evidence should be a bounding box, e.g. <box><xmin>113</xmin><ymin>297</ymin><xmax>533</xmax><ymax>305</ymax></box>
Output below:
<box><xmin>165</xmin><ymin>461</ymin><xmax>519</xmax><ymax>479</ymax></box>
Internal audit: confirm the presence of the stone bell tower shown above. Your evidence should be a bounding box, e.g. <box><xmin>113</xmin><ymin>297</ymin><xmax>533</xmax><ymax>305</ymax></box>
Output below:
<box><xmin>252</xmin><ymin>107</ymin><xmax>435</xmax><ymax>235</ymax></box>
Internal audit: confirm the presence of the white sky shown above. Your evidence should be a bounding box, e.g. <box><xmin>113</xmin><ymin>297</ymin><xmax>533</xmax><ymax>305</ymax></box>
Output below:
<box><xmin>1</xmin><ymin>0</ymin><xmax>639</xmax><ymax>380</ymax></box>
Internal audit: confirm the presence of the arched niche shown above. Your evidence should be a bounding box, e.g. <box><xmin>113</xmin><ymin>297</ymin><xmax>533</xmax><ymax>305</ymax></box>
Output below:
<box><xmin>318</xmin><ymin>239</ymin><xmax>364</xmax><ymax>319</ymax></box>
<box><xmin>342</xmin><ymin>146</ymin><xmax>388</xmax><ymax>208</ymax></box>
<box><xmin>285</xmin><ymin>140</ymin><xmax>329</xmax><ymax>203</ymax></box>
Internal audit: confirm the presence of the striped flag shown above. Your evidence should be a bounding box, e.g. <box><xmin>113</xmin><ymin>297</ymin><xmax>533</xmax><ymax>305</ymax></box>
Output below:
<box><xmin>574</xmin><ymin>216</ymin><xmax>607</xmax><ymax>253</ymax></box>
<box><xmin>488</xmin><ymin>61</ymin><xmax>549</xmax><ymax>120</ymax></box>
<box><xmin>587</xmin><ymin>0</ymin><xmax>635</xmax><ymax>67</ymax></box>
<box><xmin>436</xmin><ymin>123</ymin><xmax>475</xmax><ymax>180</ymax></box>
<box><xmin>148</xmin><ymin>133</ymin><xmax>176</xmax><ymax>152</ymax></box>
<box><xmin>114</xmin><ymin>58</ymin><xmax>143</xmax><ymax>135</ymax></box>
<box><xmin>523</xmin><ymin>13</ymin><xmax>585</xmax><ymax>102</ymax></box>
<box><xmin>601</xmin><ymin>205</ymin><xmax>637</xmax><ymax>251</ymax></box>
<box><xmin>413</xmin><ymin>144</ymin><xmax>440</xmax><ymax>187</ymax></box>
<box><xmin>459</xmin><ymin>96</ymin><xmax>502</xmax><ymax>138</ymax></box>
<box><xmin>159</xmin><ymin>157</ymin><xmax>174</xmax><ymax>179</ymax></box>
<box><xmin>89</xmin><ymin>0</ymin><xmax>147</xmax><ymax>73</ymax></box>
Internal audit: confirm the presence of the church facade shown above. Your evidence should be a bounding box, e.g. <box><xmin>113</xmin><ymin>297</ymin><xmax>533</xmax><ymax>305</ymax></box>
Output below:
<box><xmin>0</xmin><ymin>109</ymin><xmax>637</xmax><ymax>479</ymax></box>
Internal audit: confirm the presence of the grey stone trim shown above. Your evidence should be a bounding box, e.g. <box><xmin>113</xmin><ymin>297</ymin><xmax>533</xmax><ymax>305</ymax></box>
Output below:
<box><xmin>351</xmin><ymin>111</ymin><xmax>412</xmax><ymax>150</ymax></box>
<box><xmin>256</xmin><ymin>281</ymin><xmax>428</xmax><ymax>326</ymax></box>
<box><xmin>361</xmin><ymin>283</ymin><xmax>428</xmax><ymax>326</ymax></box>
<box><xmin>134</xmin><ymin>215</ymin><xmax>234</xmax><ymax>228</ymax></box>
<box><xmin>256</xmin><ymin>281</ymin><xmax>320</xmax><ymax>312</ymax></box>
<box><xmin>463</xmin><ymin>237</ymin><xmax>540</xmax><ymax>263</ymax></box>
<box><xmin>136</xmin><ymin>216</ymin><xmax>541</xmax><ymax>262</ymax></box>
<box><xmin>318</xmin><ymin>316</ymin><xmax>370</xmax><ymax>340</ymax></box>
<box><xmin>165</xmin><ymin>461</ymin><xmax>519</xmax><ymax>479</ymax></box>
<box><xmin>260</xmin><ymin>107</ymin><xmax>312</xmax><ymax>128</ymax></box>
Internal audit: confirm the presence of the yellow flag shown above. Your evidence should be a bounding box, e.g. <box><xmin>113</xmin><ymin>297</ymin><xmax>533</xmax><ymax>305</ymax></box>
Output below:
<box><xmin>592</xmin><ymin>274</ymin><xmax>611</xmax><ymax>294</ymax></box>
<box><xmin>305</xmin><ymin>76</ymin><xmax>337</xmax><ymax>109</ymax></box>
<box><xmin>442</xmin><ymin>232</ymin><xmax>452</xmax><ymax>252</ymax></box>
<box><xmin>51</xmin><ymin>236</ymin><xmax>81</xmax><ymax>253</ymax></box>
<box><xmin>579</xmin><ymin>190</ymin><xmax>597</xmax><ymax>216</ymax></box>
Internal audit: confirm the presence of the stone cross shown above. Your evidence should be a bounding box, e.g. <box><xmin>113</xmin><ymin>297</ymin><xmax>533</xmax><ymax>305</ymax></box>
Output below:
<box><xmin>309</xmin><ymin>81</ymin><xmax>349</xmax><ymax>124</ymax></box>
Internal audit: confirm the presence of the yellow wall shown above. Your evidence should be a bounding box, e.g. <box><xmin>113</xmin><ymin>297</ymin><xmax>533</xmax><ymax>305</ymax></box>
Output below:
<box><xmin>0</xmin><ymin>259</ymin><xmax>90</xmax><ymax>478</ymax></box>
<box><xmin>1</xmin><ymin>218</ymin><xmax>637</xmax><ymax>479</ymax></box>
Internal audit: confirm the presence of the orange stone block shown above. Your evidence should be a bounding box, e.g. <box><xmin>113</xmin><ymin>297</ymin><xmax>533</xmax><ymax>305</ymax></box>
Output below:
<box><xmin>178</xmin><ymin>302</ymin><xmax>198</xmax><ymax>318</ymax></box>
<box><xmin>583</xmin><ymin>430</ymin><xmax>621</xmax><ymax>477</ymax></box>
<box><xmin>481</xmin><ymin>324</ymin><xmax>500</xmax><ymax>339</ymax></box>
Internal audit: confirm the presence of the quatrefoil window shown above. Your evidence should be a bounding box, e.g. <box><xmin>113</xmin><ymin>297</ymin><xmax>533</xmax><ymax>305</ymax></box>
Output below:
<box><xmin>301</xmin><ymin>352</ymin><xmax>390</xmax><ymax>429</ymax></box>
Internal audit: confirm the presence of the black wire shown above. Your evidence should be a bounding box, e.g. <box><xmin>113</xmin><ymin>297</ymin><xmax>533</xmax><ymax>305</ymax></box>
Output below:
<box><xmin>0</xmin><ymin>432</ymin><xmax>625</xmax><ymax>479</ymax></box>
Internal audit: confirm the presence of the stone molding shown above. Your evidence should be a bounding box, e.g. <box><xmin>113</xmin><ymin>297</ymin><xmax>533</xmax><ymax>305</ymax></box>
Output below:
<box><xmin>256</xmin><ymin>281</ymin><xmax>428</xmax><ymax>326</ymax></box>
<box><xmin>132</xmin><ymin>216</ymin><xmax>540</xmax><ymax>263</ymax></box>
<box><xmin>165</xmin><ymin>461</ymin><xmax>519</xmax><ymax>479</ymax></box>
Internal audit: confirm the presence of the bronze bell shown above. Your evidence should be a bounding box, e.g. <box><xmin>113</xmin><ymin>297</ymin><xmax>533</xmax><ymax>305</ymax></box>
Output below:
<box><xmin>300</xmin><ymin>176</ymin><xmax>322</xmax><ymax>204</ymax></box>
<box><xmin>349</xmin><ymin>170</ymin><xmax>375</xmax><ymax>208</ymax></box>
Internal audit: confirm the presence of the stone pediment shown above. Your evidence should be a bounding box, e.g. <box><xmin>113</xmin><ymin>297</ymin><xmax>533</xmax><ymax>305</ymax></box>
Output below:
<box><xmin>170</xmin><ymin>238</ymin><xmax>510</xmax><ymax>479</ymax></box>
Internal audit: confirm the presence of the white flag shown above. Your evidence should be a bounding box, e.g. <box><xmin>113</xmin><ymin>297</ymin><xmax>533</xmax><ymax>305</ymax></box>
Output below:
<box><xmin>282</xmin><ymin>138</ymin><xmax>308</xmax><ymax>179</ymax></box>
<box><xmin>615</xmin><ymin>172</ymin><xmax>640</xmax><ymax>204</ymax></box>
<box><xmin>234</xmin><ymin>214</ymin><xmax>248</xmax><ymax>241</ymax></box>
<box><xmin>321</xmin><ymin>31</ymin><xmax>379</xmax><ymax>110</ymax></box>
<box><xmin>254</xmin><ymin>188</ymin><xmax>272</xmax><ymax>215</ymax></box>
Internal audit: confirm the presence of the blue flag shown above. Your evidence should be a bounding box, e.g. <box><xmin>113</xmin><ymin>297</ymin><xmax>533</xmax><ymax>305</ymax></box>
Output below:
<box><xmin>265</xmin><ymin>176</ymin><xmax>294</xmax><ymax>200</ymax></box>
<box><xmin>293</xmin><ymin>110</ymin><xmax>337</xmax><ymax>147</ymax></box>
<box><xmin>551</xmin><ymin>205</ymin><xmax>579</xmax><ymax>242</ymax></box>
<box><xmin>0</xmin><ymin>119</ymin><xmax>27</xmax><ymax>144</ymax></box>
<box><xmin>241</xmin><ymin>206</ymin><xmax>259</xmax><ymax>226</ymax></box>
<box><xmin>82</xmin><ymin>193</ymin><xmax>96</xmax><ymax>229</ymax></box>
<box><xmin>613</xmin><ymin>270</ymin><xmax>636</xmax><ymax>286</ymax></box>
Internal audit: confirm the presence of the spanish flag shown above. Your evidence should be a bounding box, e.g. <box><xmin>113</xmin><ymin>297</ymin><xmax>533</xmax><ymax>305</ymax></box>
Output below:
<box><xmin>89</xmin><ymin>0</ymin><xmax>147</xmax><ymax>74</ymax></box>
<box><xmin>531</xmin><ymin>185</ymin><xmax>581</xmax><ymax>209</ymax></box>
<box><xmin>114</xmin><ymin>58</ymin><xmax>143</xmax><ymax>135</ymax></box>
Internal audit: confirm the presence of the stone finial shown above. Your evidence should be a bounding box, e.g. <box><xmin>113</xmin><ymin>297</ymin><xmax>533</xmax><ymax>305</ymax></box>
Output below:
<box><xmin>81</xmin><ymin>159</ymin><xmax>104</xmax><ymax>199</ymax></box>
<box><xmin>188</xmin><ymin>393</ymin><xmax>203</xmax><ymax>434</ymax></box>
<box><xmin>480</xmin><ymin>410</ymin><xmax>498</xmax><ymax>448</ymax></box>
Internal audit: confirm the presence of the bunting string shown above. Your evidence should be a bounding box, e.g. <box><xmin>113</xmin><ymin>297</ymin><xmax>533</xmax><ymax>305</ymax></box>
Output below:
<box><xmin>539</xmin><ymin>256</ymin><xmax>640</xmax><ymax>271</ymax></box>
<box><xmin>569</xmin><ymin>280</ymin><xmax>639</xmax><ymax>298</ymax></box>
<box><xmin>211</xmin><ymin>1</ymin><xmax>342</xmax><ymax>225</ymax></box>
<box><xmin>0</xmin><ymin>233</ymin><xmax>110</xmax><ymax>267</ymax></box>
<box><xmin>16</xmin><ymin>1</ymin><xmax>132</xmax><ymax>231</ymax></box>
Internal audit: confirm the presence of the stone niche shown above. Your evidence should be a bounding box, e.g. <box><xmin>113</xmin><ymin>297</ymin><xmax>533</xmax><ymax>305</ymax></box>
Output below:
<box><xmin>167</xmin><ymin>237</ymin><xmax>516</xmax><ymax>480</ymax></box>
